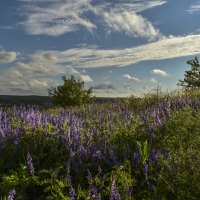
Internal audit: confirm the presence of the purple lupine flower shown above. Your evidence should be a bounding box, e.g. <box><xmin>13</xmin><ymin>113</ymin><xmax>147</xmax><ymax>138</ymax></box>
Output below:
<box><xmin>27</xmin><ymin>153</ymin><xmax>34</xmax><ymax>176</ymax></box>
<box><xmin>98</xmin><ymin>166</ymin><xmax>103</xmax><ymax>180</ymax></box>
<box><xmin>133</xmin><ymin>152</ymin><xmax>140</xmax><ymax>165</ymax></box>
<box><xmin>92</xmin><ymin>186</ymin><xmax>101</xmax><ymax>200</ymax></box>
<box><xmin>87</xmin><ymin>169</ymin><xmax>93</xmax><ymax>185</ymax></box>
<box><xmin>185</xmin><ymin>97</ymin><xmax>190</xmax><ymax>105</ymax></box>
<box><xmin>109</xmin><ymin>122</ymin><xmax>114</xmax><ymax>132</ymax></box>
<box><xmin>110</xmin><ymin>179</ymin><xmax>121</xmax><ymax>200</ymax></box>
<box><xmin>69</xmin><ymin>187</ymin><xmax>76</xmax><ymax>200</ymax></box>
<box><xmin>8</xmin><ymin>188</ymin><xmax>16</xmax><ymax>200</ymax></box>
<box><xmin>143</xmin><ymin>163</ymin><xmax>149</xmax><ymax>179</ymax></box>
<box><xmin>147</xmin><ymin>182</ymin><xmax>155</xmax><ymax>191</ymax></box>
<box><xmin>93</xmin><ymin>150</ymin><xmax>102</xmax><ymax>160</ymax></box>
<box><xmin>154</xmin><ymin>110</ymin><xmax>162</xmax><ymax>127</ymax></box>
<box><xmin>150</xmin><ymin>149</ymin><xmax>159</xmax><ymax>164</ymax></box>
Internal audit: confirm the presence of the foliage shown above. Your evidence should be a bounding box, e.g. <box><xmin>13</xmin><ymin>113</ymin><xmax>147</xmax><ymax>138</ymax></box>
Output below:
<box><xmin>178</xmin><ymin>56</ymin><xmax>200</xmax><ymax>90</ymax></box>
<box><xmin>0</xmin><ymin>93</ymin><xmax>200</xmax><ymax>199</ymax></box>
<box><xmin>48</xmin><ymin>75</ymin><xmax>93</xmax><ymax>108</ymax></box>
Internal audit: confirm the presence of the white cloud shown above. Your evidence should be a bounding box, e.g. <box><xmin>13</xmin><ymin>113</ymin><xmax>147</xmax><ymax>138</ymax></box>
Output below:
<box><xmin>124</xmin><ymin>74</ymin><xmax>141</xmax><ymax>82</ymax></box>
<box><xmin>29</xmin><ymin>79</ymin><xmax>48</xmax><ymax>88</ymax></box>
<box><xmin>3</xmin><ymin>32</ymin><xmax>200</xmax><ymax>95</ymax></box>
<box><xmin>188</xmin><ymin>2</ymin><xmax>200</xmax><ymax>14</ymax></box>
<box><xmin>31</xmin><ymin>53</ymin><xmax>58</xmax><ymax>62</ymax></box>
<box><xmin>15</xmin><ymin>61</ymin><xmax>80</xmax><ymax>76</ymax></box>
<box><xmin>18</xmin><ymin>0</ymin><xmax>165</xmax><ymax>39</ymax></box>
<box><xmin>19</xmin><ymin>0</ymin><xmax>96</xmax><ymax>36</ymax></box>
<box><xmin>0</xmin><ymin>50</ymin><xmax>17</xmax><ymax>63</ymax></box>
<box><xmin>151</xmin><ymin>69</ymin><xmax>168</xmax><ymax>76</ymax></box>
<box><xmin>42</xmin><ymin>34</ymin><xmax>200</xmax><ymax>68</ymax></box>
<box><xmin>9</xmin><ymin>80</ymin><xmax>26</xmax><ymax>86</ymax></box>
<box><xmin>80</xmin><ymin>74</ymin><xmax>93</xmax><ymax>82</ymax></box>
<box><xmin>10</xmin><ymin>70</ymin><xmax>23</xmax><ymax>78</ymax></box>
<box><xmin>102</xmin><ymin>11</ymin><xmax>162</xmax><ymax>41</ymax></box>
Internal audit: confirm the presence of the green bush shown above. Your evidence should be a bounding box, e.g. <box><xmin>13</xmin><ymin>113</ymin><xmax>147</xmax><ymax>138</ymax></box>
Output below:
<box><xmin>48</xmin><ymin>75</ymin><xmax>94</xmax><ymax>108</ymax></box>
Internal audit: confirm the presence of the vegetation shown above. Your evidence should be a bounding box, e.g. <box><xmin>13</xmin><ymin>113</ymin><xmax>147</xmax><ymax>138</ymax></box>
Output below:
<box><xmin>178</xmin><ymin>56</ymin><xmax>200</xmax><ymax>90</ymax></box>
<box><xmin>0</xmin><ymin>59</ymin><xmax>200</xmax><ymax>199</ymax></box>
<box><xmin>0</xmin><ymin>90</ymin><xmax>200</xmax><ymax>199</ymax></box>
<box><xmin>48</xmin><ymin>75</ymin><xmax>93</xmax><ymax>108</ymax></box>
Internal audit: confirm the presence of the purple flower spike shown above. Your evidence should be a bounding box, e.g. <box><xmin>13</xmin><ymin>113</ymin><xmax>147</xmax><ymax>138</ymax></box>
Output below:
<box><xmin>143</xmin><ymin>163</ymin><xmax>149</xmax><ymax>179</ymax></box>
<box><xmin>27</xmin><ymin>153</ymin><xmax>34</xmax><ymax>176</ymax></box>
<box><xmin>87</xmin><ymin>169</ymin><xmax>93</xmax><ymax>185</ymax></box>
<box><xmin>133</xmin><ymin>152</ymin><xmax>140</xmax><ymax>165</ymax></box>
<box><xmin>8</xmin><ymin>188</ymin><xmax>16</xmax><ymax>200</ymax></box>
<box><xmin>110</xmin><ymin>179</ymin><xmax>121</xmax><ymax>200</ymax></box>
<box><xmin>69</xmin><ymin>187</ymin><xmax>76</xmax><ymax>200</ymax></box>
<box><xmin>92</xmin><ymin>186</ymin><xmax>101</xmax><ymax>200</ymax></box>
<box><xmin>147</xmin><ymin>182</ymin><xmax>155</xmax><ymax>191</ymax></box>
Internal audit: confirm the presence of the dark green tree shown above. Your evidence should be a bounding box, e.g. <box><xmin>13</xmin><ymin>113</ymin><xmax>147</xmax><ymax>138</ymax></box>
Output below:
<box><xmin>178</xmin><ymin>57</ymin><xmax>200</xmax><ymax>90</ymax></box>
<box><xmin>48</xmin><ymin>75</ymin><xmax>93</xmax><ymax>107</ymax></box>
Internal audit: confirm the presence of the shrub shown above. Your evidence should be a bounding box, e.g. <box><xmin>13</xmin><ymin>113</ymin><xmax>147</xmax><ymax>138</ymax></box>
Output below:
<box><xmin>48</xmin><ymin>75</ymin><xmax>93</xmax><ymax>108</ymax></box>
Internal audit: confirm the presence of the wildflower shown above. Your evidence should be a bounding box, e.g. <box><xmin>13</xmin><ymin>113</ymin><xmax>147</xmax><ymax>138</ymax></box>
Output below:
<box><xmin>109</xmin><ymin>123</ymin><xmax>114</xmax><ymax>131</ymax></box>
<box><xmin>92</xmin><ymin>186</ymin><xmax>101</xmax><ymax>200</ymax></box>
<box><xmin>8</xmin><ymin>189</ymin><xmax>16</xmax><ymax>200</ymax></box>
<box><xmin>143</xmin><ymin>163</ymin><xmax>149</xmax><ymax>179</ymax></box>
<box><xmin>150</xmin><ymin>149</ymin><xmax>159</xmax><ymax>164</ymax></box>
<box><xmin>87</xmin><ymin>169</ymin><xmax>93</xmax><ymax>185</ymax></box>
<box><xmin>110</xmin><ymin>179</ymin><xmax>121</xmax><ymax>200</ymax></box>
<box><xmin>147</xmin><ymin>182</ymin><xmax>155</xmax><ymax>191</ymax></box>
<box><xmin>93</xmin><ymin>150</ymin><xmax>102</xmax><ymax>160</ymax></box>
<box><xmin>27</xmin><ymin>153</ymin><xmax>34</xmax><ymax>176</ymax></box>
<box><xmin>69</xmin><ymin>187</ymin><xmax>76</xmax><ymax>200</ymax></box>
<box><xmin>133</xmin><ymin>152</ymin><xmax>140</xmax><ymax>165</ymax></box>
<box><xmin>98</xmin><ymin>166</ymin><xmax>102</xmax><ymax>175</ymax></box>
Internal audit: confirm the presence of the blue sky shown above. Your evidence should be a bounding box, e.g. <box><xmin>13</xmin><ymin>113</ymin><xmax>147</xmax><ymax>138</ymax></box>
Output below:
<box><xmin>1</xmin><ymin>0</ymin><xmax>200</xmax><ymax>97</ymax></box>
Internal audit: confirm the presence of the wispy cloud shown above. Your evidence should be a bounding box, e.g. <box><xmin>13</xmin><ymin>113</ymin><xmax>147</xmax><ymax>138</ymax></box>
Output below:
<box><xmin>0</xmin><ymin>26</ymin><xmax>16</xmax><ymax>30</ymax></box>
<box><xmin>123</xmin><ymin>74</ymin><xmax>141</xmax><ymax>82</ymax></box>
<box><xmin>0</xmin><ymin>50</ymin><xmax>17</xmax><ymax>63</ymax></box>
<box><xmin>151</xmin><ymin>69</ymin><xmax>168</xmax><ymax>76</ymax></box>
<box><xmin>19</xmin><ymin>0</ymin><xmax>96</xmax><ymax>36</ymax></box>
<box><xmin>80</xmin><ymin>74</ymin><xmax>93</xmax><ymax>82</ymax></box>
<box><xmin>29</xmin><ymin>34</ymin><xmax>200</xmax><ymax>69</ymax></box>
<box><xmin>2</xmin><ymin>32</ymin><xmax>200</xmax><ymax>95</ymax></box>
<box><xmin>101</xmin><ymin>10</ymin><xmax>163</xmax><ymax>41</ymax></box>
<box><xmin>29</xmin><ymin>79</ymin><xmax>48</xmax><ymax>88</ymax></box>
<box><xmin>188</xmin><ymin>2</ymin><xmax>200</xmax><ymax>14</ymax></box>
<box><xmin>18</xmin><ymin>0</ymin><xmax>165</xmax><ymax>39</ymax></box>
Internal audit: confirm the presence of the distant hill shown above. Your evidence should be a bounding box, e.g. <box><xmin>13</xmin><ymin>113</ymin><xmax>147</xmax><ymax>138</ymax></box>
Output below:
<box><xmin>0</xmin><ymin>95</ymin><xmax>118</xmax><ymax>107</ymax></box>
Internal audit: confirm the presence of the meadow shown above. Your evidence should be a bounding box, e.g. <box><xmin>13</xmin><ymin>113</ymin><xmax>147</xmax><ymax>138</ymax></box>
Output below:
<box><xmin>0</xmin><ymin>91</ymin><xmax>200</xmax><ymax>199</ymax></box>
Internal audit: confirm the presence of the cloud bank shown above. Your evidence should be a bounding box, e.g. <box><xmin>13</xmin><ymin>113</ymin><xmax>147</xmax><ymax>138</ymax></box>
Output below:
<box><xmin>2</xmin><ymin>32</ymin><xmax>200</xmax><ymax>95</ymax></box>
<box><xmin>18</xmin><ymin>0</ymin><xmax>166</xmax><ymax>40</ymax></box>
<box><xmin>27</xmin><ymin>34</ymin><xmax>200</xmax><ymax>69</ymax></box>
<box><xmin>0</xmin><ymin>50</ymin><xmax>17</xmax><ymax>63</ymax></box>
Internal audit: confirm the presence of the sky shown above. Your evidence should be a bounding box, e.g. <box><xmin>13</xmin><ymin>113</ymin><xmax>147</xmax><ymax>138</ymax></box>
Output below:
<box><xmin>1</xmin><ymin>0</ymin><xmax>200</xmax><ymax>97</ymax></box>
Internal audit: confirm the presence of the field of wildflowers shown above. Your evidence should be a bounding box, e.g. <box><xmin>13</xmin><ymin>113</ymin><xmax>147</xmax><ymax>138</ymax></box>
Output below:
<box><xmin>0</xmin><ymin>93</ymin><xmax>200</xmax><ymax>199</ymax></box>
